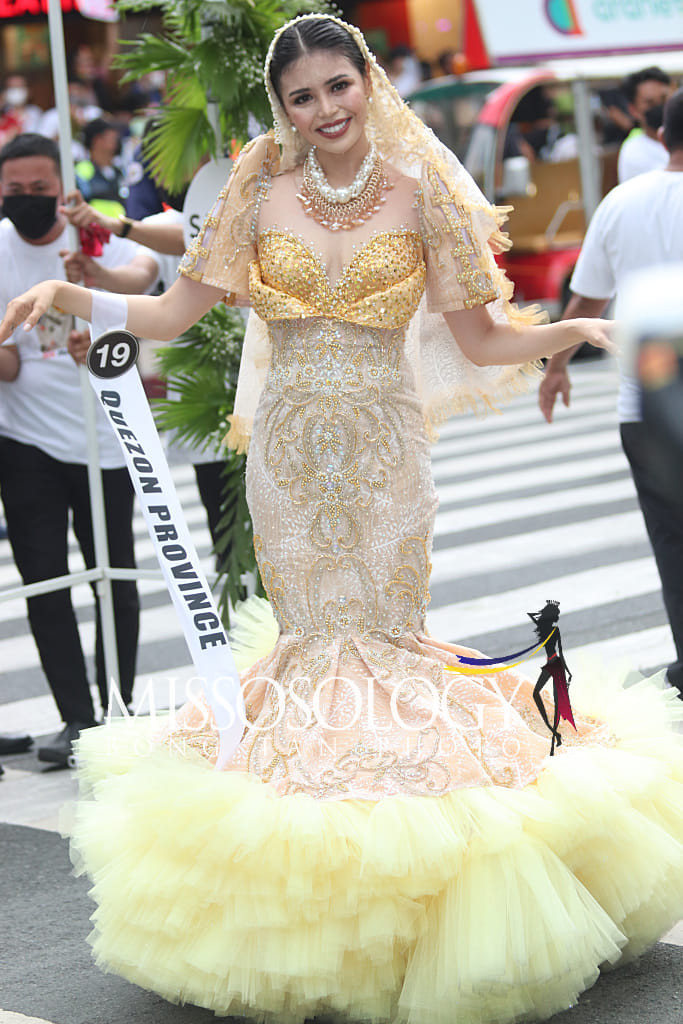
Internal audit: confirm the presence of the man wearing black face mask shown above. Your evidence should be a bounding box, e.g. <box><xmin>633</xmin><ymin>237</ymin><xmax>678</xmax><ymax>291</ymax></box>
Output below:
<box><xmin>618</xmin><ymin>66</ymin><xmax>672</xmax><ymax>183</ymax></box>
<box><xmin>0</xmin><ymin>133</ymin><xmax>156</xmax><ymax>766</ymax></box>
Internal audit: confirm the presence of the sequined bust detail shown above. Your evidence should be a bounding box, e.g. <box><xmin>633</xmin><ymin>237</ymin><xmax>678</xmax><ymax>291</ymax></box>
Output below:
<box><xmin>174</xmin><ymin>136</ymin><xmax>606</xmax><ymax>800</ymax></box>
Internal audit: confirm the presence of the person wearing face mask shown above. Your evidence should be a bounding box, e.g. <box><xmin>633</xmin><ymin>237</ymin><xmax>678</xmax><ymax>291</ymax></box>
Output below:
<box><xmin>0</xmin><ymin>75</ymin><xmax>42</xmax><ymax>146</ymax></box>
<box><xmin>617</xmin><ymin>65</ymin><xmax>672</xmax><ymax>182</ymax></box>
<box><xmin>0</xmin><ymin>133</ymin><xmax>158</xmax><ymax>767</ymax></box>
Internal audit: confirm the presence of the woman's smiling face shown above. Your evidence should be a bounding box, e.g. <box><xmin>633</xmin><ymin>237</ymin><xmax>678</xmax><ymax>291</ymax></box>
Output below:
<box><xmin>279</xmin><ymin>50</ymin><xmax>370</xmax><ymax>159</ymax></box>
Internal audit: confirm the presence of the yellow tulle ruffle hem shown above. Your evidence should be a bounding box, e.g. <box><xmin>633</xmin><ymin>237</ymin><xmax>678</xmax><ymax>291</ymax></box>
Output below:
<box><xmin>66</xmin><ymin>661</ymin><xmax>683</xmax><ymax>1024</ymax></box>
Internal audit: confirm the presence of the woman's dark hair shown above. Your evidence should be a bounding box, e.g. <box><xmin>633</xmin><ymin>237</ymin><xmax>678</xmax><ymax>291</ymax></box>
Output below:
<box><xmin>528</xmin><ymin>601</ymin><xmax>560</xmax><ymax>640</ymax></box>
<box><xmin>269</xmin><ymin>18</ymin><xmax>366</xmax><ymax>107</ymax></box>
<box><xmin>0</xmin><ymin>133</ymin><xmax>60</xmax><ymax>174</ymax></box>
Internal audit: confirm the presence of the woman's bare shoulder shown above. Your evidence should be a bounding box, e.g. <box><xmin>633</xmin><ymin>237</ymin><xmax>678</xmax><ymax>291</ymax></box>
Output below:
<box><xmin>259</xmin><ymin>167</ymin><xmax>300</xmax><ymax>229</ymax></box>
<box><xmin>268</xmin><ymin>166</ymin><xmax>301</xmax><ymax>195</ymax></box>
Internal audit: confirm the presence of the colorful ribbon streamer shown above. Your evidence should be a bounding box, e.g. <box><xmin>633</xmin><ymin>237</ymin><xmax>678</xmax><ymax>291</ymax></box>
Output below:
<box><xmin>445</xmin><ymin>628</ymin><xmax>557</xmax><ymax>675</ymax></box>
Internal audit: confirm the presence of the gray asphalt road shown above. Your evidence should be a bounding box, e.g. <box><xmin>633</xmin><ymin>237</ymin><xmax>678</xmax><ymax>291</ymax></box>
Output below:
<box><xmin>1</xmin><ymin>361</ymin><xmax>681</xmax><ymax>1024</ymax></box>
<box><xmin>1</xmin><ymin>822</ymin><xmax>681</xmax><ymax>1024</ymax></box>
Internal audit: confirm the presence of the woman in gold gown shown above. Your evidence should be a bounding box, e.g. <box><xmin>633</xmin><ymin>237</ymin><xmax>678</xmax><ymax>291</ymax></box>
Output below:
<box><xmin>1</xmin><ymin>14</ymin><xmax>681</xmax><ymax>1024</ymax></box>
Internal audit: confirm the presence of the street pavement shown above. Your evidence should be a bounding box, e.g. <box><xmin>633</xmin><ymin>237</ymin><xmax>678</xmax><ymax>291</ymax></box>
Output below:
<box><xmin>1</xmin><ymin>359</ymin><xmax>681</xmax><ymax>1024</ymax></box>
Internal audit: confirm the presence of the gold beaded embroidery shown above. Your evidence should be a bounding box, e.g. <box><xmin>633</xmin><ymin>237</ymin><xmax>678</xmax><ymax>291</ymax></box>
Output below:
<box><xmin>178</xmin><ymin>135</ymin><xmax>278</xmax><ymax>291</ymax></box>
<box><xmin>247</xmin><ymin>301</ymin><xmax>433</xmax><ymax>644</ymax></box>
<box><xmin>171</xmin><ymin>145</ymin><xmax>614</xmax><ymax>800</ymax></box>
<box><xmin>419</xmin><ymin>165</ymin><xmax>498</xmax><ymax>310</ymax></box>
<box><xmin>235</xmin><ymin>634</ymin><xmax>457</xmax><ymax>797</ymax></box>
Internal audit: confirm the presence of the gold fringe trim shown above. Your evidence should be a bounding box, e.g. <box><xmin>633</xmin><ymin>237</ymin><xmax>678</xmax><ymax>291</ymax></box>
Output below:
<box><xmin>421</xmin><ymin>193</ymin><xmax>548</xmax><ymax>440</ymax></box>
<box><xmin>488</xmin><ymin>205</ymin><xmax>515</xmax><ymax>255</ymax></box>
<box><xmin>423</xmin><ymin>357</ymin><xmax>544</xmax><ymax>442</ymax></box>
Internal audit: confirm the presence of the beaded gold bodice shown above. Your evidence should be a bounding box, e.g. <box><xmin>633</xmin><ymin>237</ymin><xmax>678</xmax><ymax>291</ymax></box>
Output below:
<box><xmin>250</xmin><ymin>228</ymin><xmax>426</xmax><ymax>328</ymax></box>
<box><xmin>243</xmin><ymin>225</ymin><xmax>435</xmax><ymax>644</ymax></box>
<box><xmin>171</xmin><ymin>137</ymin><xmax>589</xmax><ymax>799</ymax></box>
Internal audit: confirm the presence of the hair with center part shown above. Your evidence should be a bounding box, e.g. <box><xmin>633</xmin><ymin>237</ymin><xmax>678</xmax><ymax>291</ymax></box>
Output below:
<box><xmin>269</xmin><ymin>18</ymin><xmax>367</xmax><ymax>108</ymax></box>
<box><xmin>663</xmin><ymin>87</ymin><xmax>683</xmax><ymax>151</ymax></box>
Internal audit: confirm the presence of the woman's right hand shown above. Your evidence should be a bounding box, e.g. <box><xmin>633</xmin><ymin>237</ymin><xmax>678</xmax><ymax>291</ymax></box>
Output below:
<box><xmin>0</xmin><ymin>281</ymin><xmax>61</xmax><ymax>343</ymax></box>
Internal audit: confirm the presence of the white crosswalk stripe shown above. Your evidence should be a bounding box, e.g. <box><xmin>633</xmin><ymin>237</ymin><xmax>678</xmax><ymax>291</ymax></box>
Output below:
<box><xmin>0</xmin><ymin>358</ymin><xmax>675</xmax><ymax>731</ymax></box>
<box><xmin>1</xmin><ymin>358</ymin><xmax>681</xmax><ymax>951</ymax></box>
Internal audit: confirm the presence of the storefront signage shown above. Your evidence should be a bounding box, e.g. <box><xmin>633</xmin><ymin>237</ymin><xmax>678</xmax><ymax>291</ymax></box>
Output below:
<box><xmin>0</xmin><ymin>0</ymin><xmax>76</xmax><ymax>16</ymax></box>
<box><xmin>474</xmin><ymin>0</ymin><xmax>683</xmax><ymax>62</ymax></box>
<box><xmin>0</xmin><ymin>0</ymin><xmax>115</xmax><ymax>18</ymax></box>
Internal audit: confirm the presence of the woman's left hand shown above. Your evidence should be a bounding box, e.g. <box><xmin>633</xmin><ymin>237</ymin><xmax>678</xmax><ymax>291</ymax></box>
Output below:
<box><xmin>566</xmin><ymin>318</ymin><xmax>618</xmax><ymax>356</ymax></box>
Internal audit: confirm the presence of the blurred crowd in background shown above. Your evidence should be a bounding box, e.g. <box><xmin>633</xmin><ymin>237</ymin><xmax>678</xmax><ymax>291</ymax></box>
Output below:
<box><xmin>0</xmin><ymin>42</ymin><xmax>169</xmax><ymax>221</ymax></box>
<box><xmin>0</xmin><ymin>40</ymin><xmax>469</xmax><ymax>229</ymax></box>
<box><xmin>1</xmin><ymin>38</ymin><xmax>671</xmax><ymax>230</ymax></box>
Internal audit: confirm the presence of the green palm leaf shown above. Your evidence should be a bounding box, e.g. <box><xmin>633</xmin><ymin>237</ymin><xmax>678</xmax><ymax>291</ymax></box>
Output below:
<box><xmin>142</xmin><ymin>81</ymin><xmax>215</xmax><ymax>189</ymax></box>
<box><xmin>114</xmin><ymin>0</ymin><xmax>332</xmax><ymax>191</ymax></box>
<box><xmin>114</xmin><ymin>0</ymin><xmax>333</xmax><ymax>617</ymax></box>
<box><xmin>117</xmin><ymin>34</ymin><xmax>193</xmax><ymax>76</ymax></box>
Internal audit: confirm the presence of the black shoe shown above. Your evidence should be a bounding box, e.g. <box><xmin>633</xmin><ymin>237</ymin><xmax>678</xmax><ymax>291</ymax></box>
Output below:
<box><xmin>665</xmin><ymin>668</ymin><xmax>683</xmax><ymax>701</ymax></box>
<box><xmin>37</xmin><ymin>721</ymin><xmax>98</xmax><ymax>767</ymax></box>
<box><xmin>0</xmin><ymin>732</ymin><xmax>33</xmax><ymax>755</ymax></box>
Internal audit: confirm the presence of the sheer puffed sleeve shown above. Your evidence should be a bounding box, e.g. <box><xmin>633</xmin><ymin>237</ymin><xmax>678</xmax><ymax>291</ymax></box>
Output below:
<box><xmin>418</xmin><ymin>162</ymin><xmax>512</xmax><ymax>314</ymax></box>
<box><xmin>404</xmin><ymin>162</ymin><xmax>545</xmax><ymax>438</ymax></box>
<box><xmin>178</xmin><ymin>134</ymin><xmax>279</xmax><ymax>304</ymax></box>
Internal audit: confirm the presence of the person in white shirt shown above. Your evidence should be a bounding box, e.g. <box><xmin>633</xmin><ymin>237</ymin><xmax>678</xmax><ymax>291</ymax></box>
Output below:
<box><xmin>38</xmin><ymin>79</ymin><xmax>101</xmax><ymax>163</ymax></box>
<box><xmin>1</xmin><ymin>74</ymin><xmax>43</xmax><ymax>137</ymax></box>
<box><xmin>62</xmin><ymin>195</ymin><xmax>241</xmax><ymax>581</ymax></box>
<box><xmin>617</xmin><ymin>66</ymin><xmax>672</xmax><ymax>183</ymax></box>
<box><xmin>539</xmin><ymin>88</ymin><xmax>683</xmax><ymax>698</ymax></box>
<box><xmin>0</xmin><ymin>133</ymin><xmax>158</xmax><ymax>765</ymax></box>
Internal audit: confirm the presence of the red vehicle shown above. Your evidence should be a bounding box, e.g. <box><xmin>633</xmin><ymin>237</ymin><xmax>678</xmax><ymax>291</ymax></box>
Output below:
<box><xmin>409</xmin><ymin>52</ymin><xmax>683</xmax><ymax>318</ymax></box>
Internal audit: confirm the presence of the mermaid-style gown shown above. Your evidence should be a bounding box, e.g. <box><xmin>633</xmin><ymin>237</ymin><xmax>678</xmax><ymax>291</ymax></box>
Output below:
<box><xmin>71</xmin><ymin>226</ymin><xmax>683</xmax><ymax>1023</ymax></box>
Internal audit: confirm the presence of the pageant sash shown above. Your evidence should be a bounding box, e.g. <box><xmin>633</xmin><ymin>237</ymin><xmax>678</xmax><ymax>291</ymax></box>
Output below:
<box><xmin>86</xmin><ymin>292</ymin><xmax>245</xmax><ymax>768</ymax></box>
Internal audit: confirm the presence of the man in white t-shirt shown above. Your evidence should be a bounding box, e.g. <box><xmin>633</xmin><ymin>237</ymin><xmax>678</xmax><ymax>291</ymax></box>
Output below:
<box><xmin>617</xmin><ymin>66</ymin><xmax>672</xmax><ymax>183</ymax></box>
<box><xmin>538</xmin><ymin>89</ymin><xmax>683</xmax><ymax>698</ymax></box>
<box><xmin>0</xmin><ymin>133</ymin><xmax>158</xmax><ymax>765</ymax></box>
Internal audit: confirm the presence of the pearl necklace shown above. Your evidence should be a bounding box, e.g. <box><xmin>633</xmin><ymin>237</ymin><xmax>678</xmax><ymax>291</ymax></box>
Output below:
<box><xmin>305</xmin><ymin>143</ymin><xmax>377</xmax><ymax>204</ymax></box>
<box><xmin>297</xmin><ymin>144</ymin><xmax>393</xmax><ymax>231</ymax></box>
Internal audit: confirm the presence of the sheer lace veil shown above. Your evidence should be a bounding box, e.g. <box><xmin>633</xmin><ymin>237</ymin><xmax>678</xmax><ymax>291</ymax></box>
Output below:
<box><xmin>265</xmin><ymin>13</ymin><xmax>488</xmax><ymax>204</ymax></box>
<box><xmin>225</xmin><ymin>14</ymin><xmax>543</xmax><ymax>452</ymax></box>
